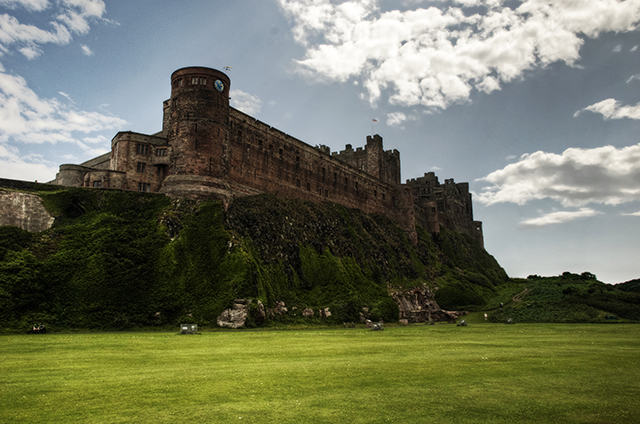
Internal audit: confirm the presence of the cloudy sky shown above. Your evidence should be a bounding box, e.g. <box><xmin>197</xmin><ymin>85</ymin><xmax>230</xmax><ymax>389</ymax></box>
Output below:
<box><xmin>1</xmin><ymin>0</ymin><xmax>639</xmax><ymax>283</ymax></box>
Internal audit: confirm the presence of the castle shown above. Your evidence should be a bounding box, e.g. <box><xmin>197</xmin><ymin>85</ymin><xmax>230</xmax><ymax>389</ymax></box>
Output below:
<box><xmin>52</xmin><ymin>67</ymin><xmax>483</xmax><ymax>247</ymax></box>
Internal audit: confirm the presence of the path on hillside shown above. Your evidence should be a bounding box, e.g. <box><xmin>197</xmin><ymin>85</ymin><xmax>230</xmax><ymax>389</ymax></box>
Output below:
<box><xmin>513</xmin><ymin>287</ymin><xmax>530</xmax><ymax>303</ymax></box>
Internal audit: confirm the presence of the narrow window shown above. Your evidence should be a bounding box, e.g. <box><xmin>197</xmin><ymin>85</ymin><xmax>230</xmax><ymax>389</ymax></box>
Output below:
<box><xmin>307</xmin><ymin>182</ymin><xmax>311</xmax><ymax>191</ymax></box>
<box><xmin>279</xmin><ymin>148</ymin><xmax>283</xmax><ymax>159</ymax></box>
<box><xmin>137</xmin><ymin>162</ymin><xmax>146</xmax><ymax>173</ymax></box>
<box><xmin>258</xmin><ymin>140</ymin><xmax>263</xmax><ymax>151</ymax></box>
<box><xmin>296</xmin><ymin>156</ymin><xmax>300</xmax><ymax>169</ymax></box>
<box><xmin>92</xmin><ymin>181</ymin><xmax>102</xmax><ymax>188</ymax></box>
<box><xmin>136</xmin><ymin>144</ymin><xmax>149</xmax><ymax>155</ymax></box>
<box><xmin>138</xmin><ymin>182</ymin><xmax>151</xmax><ymax>192</ymax></box>
<box><xmin>191</xmin><ymin>76</ymin><xmax>199</xmax><ymax>85</ymax></box>
<box><xmin>199</xmin><ymin>77</ymin><xmax>207</xmax><ymax>85</ymax></box>
<box><xmin>296</xmin><ymin>179</ymin><xmax>300</xmax><ymax>187</ymax></box>
<box><xmin>156</xmin><ymin>149</ymin><xmax>167</xmax><ymax>156</ymax></box>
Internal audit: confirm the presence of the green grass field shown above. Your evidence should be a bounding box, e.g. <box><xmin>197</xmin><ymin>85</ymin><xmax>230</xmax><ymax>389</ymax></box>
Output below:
<box><xmin>1</xmin><ymin>324</ymin><xmax>639</xmax><ymax>423</ymax></box>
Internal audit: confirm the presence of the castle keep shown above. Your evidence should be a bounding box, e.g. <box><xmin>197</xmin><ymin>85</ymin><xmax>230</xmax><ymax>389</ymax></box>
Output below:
<box><xmin>53</xmin><ymin>67</ymin><xmax>483</xmax><ymax>247</ymax></box>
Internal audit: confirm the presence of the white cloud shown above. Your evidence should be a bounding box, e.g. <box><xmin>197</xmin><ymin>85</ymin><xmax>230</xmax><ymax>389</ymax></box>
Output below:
<box><xmin>386</xmin><ymin>111</ymin><xmax>406</xmax><ymax>126</ymax></box>
<box><xmin>0</xmin><ymin>14</ymin><xmax>72</xmax><ymax>58</ymax></box>
<box><xmin>575</xmin><ymin>98</ymin><xmax>640</xmax><ymax>120</ymax></box>
<box><xmin>0</xmin><ymin>143</ymin><xmax>59</xmax><ymax>181</ymax></box>
<box><xmin>386</xmin><ymin>110</ymin><xmax>417</xmax><ymax>126</ymax></box>
<box><xmin>623</xmin><ymin>210</ymin><xmax>640</xmax><ymax>216</ymax></box>
<box><xmin>626</xmin><ymin>73</ymin><xmax>640</xmax><ymax>83</ymax></box>
<box><xmin>476</xmin><ymin>143</ymin><xmax>640</xmax><ymax>207</ymax></box>
<box><xmin>80</xmin><ymin>43</ymin><xmax>92</xmax><ymax>55</ymax></box>
<box><xmin>613</xmin><ymin>44</ymin><xmax>622</xmax><ymax>52</ymax></box>
<box><xmin>632</xmin><ymin>45</ymin><xmax>639</xmax><ymax>52</ymax></box>
<box><xmin>520</xmin><ymin>208</ymin><xmax>601</xmax><ymax>228</ymax></box>
<box><xmin>230</xmin><ymin>89</ymin><xmax>263</xmax><ymax>115</ymax></box>
<box><xmin>0</xmin><ymin>71</ymin><xmax>127</xmax><ymax>146</ymax></box>
<box><xmin>0</xmin><ymin>0</ymin><xmax>107</xmax><ymax>58</ymax></box>
<box><xmin>0</xmin><ymin>0</ymin><xmax>49</xmax><ymax>12</ymax></box>
<box><xmin>278</xmin><ymin>0</ymin><xmax>640</xmax><ymax>110</ymax></box>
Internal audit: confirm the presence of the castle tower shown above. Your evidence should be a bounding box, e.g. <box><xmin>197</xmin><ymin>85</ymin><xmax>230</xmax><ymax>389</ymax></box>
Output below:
<box><xmin>160</xmin><ymin>67</ymin><xmax>232</xmax><ymax>199</ymax></box>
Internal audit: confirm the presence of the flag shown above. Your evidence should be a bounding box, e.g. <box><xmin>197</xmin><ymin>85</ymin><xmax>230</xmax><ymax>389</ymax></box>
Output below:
<box><xmin>372</xmin><ymin>119</ymin><xmax>377</xmax><ymax>122</ymax></box>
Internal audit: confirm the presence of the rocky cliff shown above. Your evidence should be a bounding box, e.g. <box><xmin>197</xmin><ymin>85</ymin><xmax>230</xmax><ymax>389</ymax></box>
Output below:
<box><xmin>0</xmin><ymin>186</ymin><xmax>508</xmax><ymax>331</ymax></box>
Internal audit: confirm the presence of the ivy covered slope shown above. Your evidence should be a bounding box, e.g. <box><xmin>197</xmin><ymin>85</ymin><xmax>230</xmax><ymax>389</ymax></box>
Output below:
<box><xmin>0</xmin><ymin>188</ymin><xmax>508</xmax><ymax>331</ymax></box>
<box><xmin>486</xmin><ymin>273</ymin><xmax>640</xmax><ymax>323</ymax></box>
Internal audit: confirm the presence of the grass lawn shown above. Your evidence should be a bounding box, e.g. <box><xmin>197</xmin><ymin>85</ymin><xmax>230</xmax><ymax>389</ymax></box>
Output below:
<box><xmin>1</xmin><ymin>324</ymin><xmax>639</xmax><ymax>423</ymax></box>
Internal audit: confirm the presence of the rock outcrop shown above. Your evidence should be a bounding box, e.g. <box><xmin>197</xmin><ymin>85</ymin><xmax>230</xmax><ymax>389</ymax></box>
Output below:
<box><xmin>392</xmin><ymin>286</ymin><xmax>466</xmax><ymax>323</ymax></box>
<box><xmin>216</xmin><ymin>299</ymin><xmax>252</xmax><ymax>328</ymax></box>
<box><xmin>0</xmin><ymin>190</ymin><xmax>54</xmax><ymax>232</ymax></box>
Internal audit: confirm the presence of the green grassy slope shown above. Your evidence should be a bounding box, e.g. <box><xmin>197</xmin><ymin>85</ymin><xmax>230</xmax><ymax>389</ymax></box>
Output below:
<box><xmin>486</xmin><ymin>273</ymin><xmax>640</xmax><ymax>323</ymax></box>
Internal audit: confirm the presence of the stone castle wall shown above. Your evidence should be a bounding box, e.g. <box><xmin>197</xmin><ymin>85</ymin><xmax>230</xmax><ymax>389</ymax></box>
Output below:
<box><xmin>47</xmin><ymin>66</ymin><xmax>481</xmax><ymax>247</ymax></box>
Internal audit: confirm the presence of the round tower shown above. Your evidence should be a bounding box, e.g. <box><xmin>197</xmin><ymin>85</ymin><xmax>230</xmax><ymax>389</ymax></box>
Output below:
<box><xmin>166</xmin><ymin>66</ymin><xmax>230</xmax><ymax>178</ymax></box>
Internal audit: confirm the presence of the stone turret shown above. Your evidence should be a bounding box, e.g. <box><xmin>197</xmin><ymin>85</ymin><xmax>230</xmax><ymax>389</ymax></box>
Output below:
<box><xmin>160</xmin><ymin>67</ymin><xmax>233</xmax><ymax>199</ymax></box>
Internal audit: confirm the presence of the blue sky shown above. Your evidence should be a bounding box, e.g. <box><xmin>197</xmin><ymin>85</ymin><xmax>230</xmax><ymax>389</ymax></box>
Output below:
<box><xmin>1</xmin><ymin>0</ymin><xmax>640</xmax><ymax>283</ymax></box>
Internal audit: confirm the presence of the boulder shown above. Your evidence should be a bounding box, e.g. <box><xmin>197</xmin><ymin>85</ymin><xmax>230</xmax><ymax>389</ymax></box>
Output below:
<box><xmin>217</xmin><ymin>299</ymin><xmax>252</xmax><ymax>329</ymax></box>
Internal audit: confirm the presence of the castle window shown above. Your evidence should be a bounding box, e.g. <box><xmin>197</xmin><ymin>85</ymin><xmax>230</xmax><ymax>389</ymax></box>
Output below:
<box><xmin>258</xmin><ymin>140</ymin><xmax>263</xmax><ymax>151</ymax></box>
<box><xmin>237</xmin><ymin>130</ymin><xmax>242</xmax><ymax>141</ymax></box>
<box><xmin>191</xmin><ymin>76</ymin><xmax>199</xmax><ymax>85</ymax></box>
<box><xmin>355</xmin><ymin>182</ymin><xmax>359</xmax><ymax>192</ymax></box>
<box><xmin>296</xmin><ymin>156</ymin><xmax>300</xmax><ymax>169</ymax></box>
<box><xmin>325</xmin><ymin>189</ymin><xmax>328</xmax><ymax>197</ymax></box>
<box><xmin>269</xmin><ymin>144</ymin><xmax>273</xmax><ymax>155</ymax></box>
<box><xmin>156</xmin><ymin>149</ymin><xmax>167</xmax><ymax>156</ymax></box>
<box><xmin>199</xmin><ymin>77</ymin><xmax>207</xmax><ymax>85</ymax></box>
<box><xmin>382</xmin><ymin>193</ymin><xmax>386</xmax><ymax>200</ymax></box>
<box><xmin>279</xmin><ymin>148</ymin><xmax>283</xmax><ymax>159</ymax></box>
<box><xmin>173</xmin><ymin>78</ymin><xmax>183</xmax><ymax>88</ymax></box>
<box><xmin>137</xmin><ymin>162</ymin><xmax>146</xmax><ymax>173</ymax></box>
<box><xmin>138</xmin><ymin>182</ymin><xmax>151</xmax><ymax>192</ymax></box>
<box><xmin>374</xmin><ymin>190</ymin><xmax>377</xmax><ymax>197</ymax></box>
<box><xmin>136</xmin><ymin>144</ymin><xmax>149</xmax><ymax>155</ymax></box>
<box><xmin>322</xmin><ymin>167</ymin><xmax>326</xmax><ymax>183</ymax></box>
<box><xmin>296</xmin><ymin>179</ymin><xmax>300</xmax><ymax>187</ymax></box>
<box><xmin>437</xmin><ymin>203</ymin><xmax>444</xmax><ymax>213</ymax></box>
<box><xmin>307</xmin><ymin>182</ymin><xmax>311</xmax><ymax>191</ymax></box>
<box><xmin>92</xmin><ymin>181</ymin><xmax>102</xmax><ymax>188</ymax></box>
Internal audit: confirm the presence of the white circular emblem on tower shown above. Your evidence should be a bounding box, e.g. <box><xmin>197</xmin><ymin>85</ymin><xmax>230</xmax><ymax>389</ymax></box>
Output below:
<box><xmin>214</xmin><ymin>80</ymin><xmax>224</xmax><ymax>92</ymax></box>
